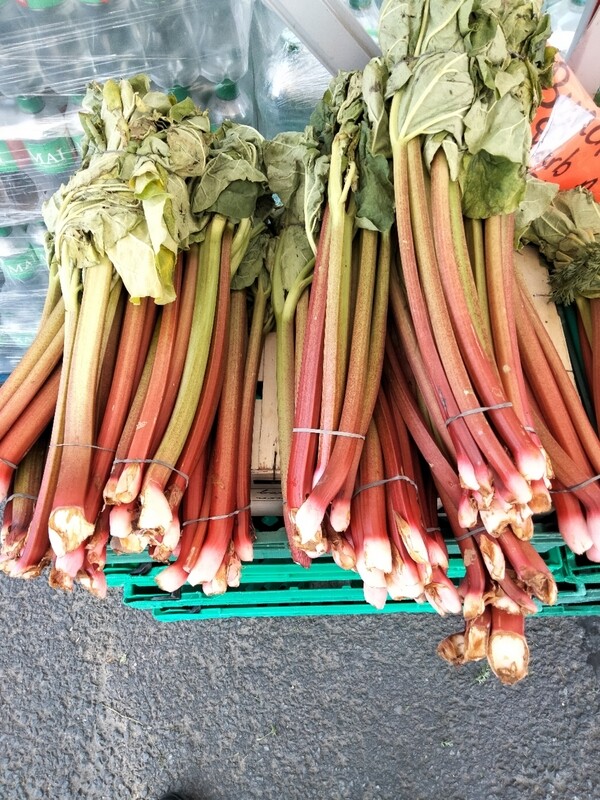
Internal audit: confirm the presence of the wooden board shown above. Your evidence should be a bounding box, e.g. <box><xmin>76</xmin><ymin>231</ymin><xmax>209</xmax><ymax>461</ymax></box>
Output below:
<box><xmin>514</xmin><ymin>245</ymin><xmax>575</xmax><ymax>386</ymax></box>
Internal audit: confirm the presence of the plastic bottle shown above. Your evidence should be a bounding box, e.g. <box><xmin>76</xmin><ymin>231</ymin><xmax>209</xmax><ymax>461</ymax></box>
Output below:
<box><xmin>168</xmin><ymin>83</ymin><xmax>214</xmax><ymax>111</ymax></box>
<box><xmin>26</xmin><ymin>219</ymin><xmax>49</xmax><ymax>272</ymax></box>
<box><xmin>18</xmin><ymin>0</ymin><xmax>93</xmax><ymax>94</ymax></box>
<box><xmin>347</xmin><ymin>0</ymin><xmax>380</xmax><ymax>43</ymax></box>
<box><xmin>0</xmin><ymin>0</ymin><xmax>43</xmax><ymax>96</ymax></box>
<box><xmin>198</xmin><ymin>0</ymin><xmax>254</xmax><ymax>84</ymax></box>
<box><xmin>0</xmin><ymin>225</ymin><xmax>47</xmax><ymax>373</ymax></box>
<box><xmin>206</xmin><ymin>78</ymin><xmax>256</xmax><ymax>129</ymax></box>
<box><xmin>255</xmin><ymin>30</ymin><xmax>332</xmax><ymax>139</ymax></box>
<box><xmin>63</xmin><ymin>94</ymin><xmax>86</xmax><ymax>163</ymax></box>
<box><xmin>128</xmin><ymin>0</ymin><xmax>201</xmax><ymax>90</ymax></box>
<box><xmin>76</xmin><ymin>0</ymin><xmax>146</xmax><ymax>82</ymax></box>
<box><xmin>13</xmin><ymin>96</ymin><xmax>78</xmax><ymax>205</ymax></box>
<box><xmin>0</xmin><ymin>97</ymin><xmax>40</xmax><ymax>222</ymax></box>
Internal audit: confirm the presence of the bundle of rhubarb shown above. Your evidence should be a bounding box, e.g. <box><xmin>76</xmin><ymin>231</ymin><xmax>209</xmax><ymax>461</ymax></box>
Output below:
<box><xmin>516</xmin><ymin>183</ymin><xmax>600</xmax><ymax>561</ymax></box>
<box><xmin>0</xmin><ymin>76</ymin><xmax>273</xmax><ymax>596</ymax></box>
<box><xmin>273</xmin><ymin>0</ymin><xmax>567</xmax><ymax>683</ymax></box>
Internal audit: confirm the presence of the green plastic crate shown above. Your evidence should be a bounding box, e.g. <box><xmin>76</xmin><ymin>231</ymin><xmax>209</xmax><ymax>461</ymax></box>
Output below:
<box><xmin>104</xmin><ymin>520</ymin><xmax>600</xmax><ymax>621</ymax></box>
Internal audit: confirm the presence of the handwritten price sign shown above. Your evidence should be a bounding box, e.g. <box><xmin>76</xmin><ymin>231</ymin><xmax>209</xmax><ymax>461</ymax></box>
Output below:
<box><xmin>530</xmin><ymin>58</ymin><xmax>600</xmax><ymax>200</ymax></box>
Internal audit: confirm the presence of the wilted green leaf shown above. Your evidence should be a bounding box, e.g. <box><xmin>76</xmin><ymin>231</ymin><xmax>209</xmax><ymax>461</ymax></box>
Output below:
<box><xmin>514</xmin><ymin>176</ymin><xmax>559</xmax><ymax>245</ymax></box>
<box><xmin>460</xmin><ymin>150</ymin><xmax>526</xmax><ymax>218</ymax></box>
<box><xmin>231</xmin><ymin>229</ymin><xmax>270</xmax><ymax>290</ymax></box>
<box><xmin>355</xmin><ymin>122</ymin><xmax>395</xmax><ymax>232</ymax></box>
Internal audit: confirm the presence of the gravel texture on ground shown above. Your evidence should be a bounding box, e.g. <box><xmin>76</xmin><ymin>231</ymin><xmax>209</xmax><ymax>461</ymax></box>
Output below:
<box><xmin>0</xmin><ymin>577</ymin><xmax>599</xmax><ymax>800</ymax></box>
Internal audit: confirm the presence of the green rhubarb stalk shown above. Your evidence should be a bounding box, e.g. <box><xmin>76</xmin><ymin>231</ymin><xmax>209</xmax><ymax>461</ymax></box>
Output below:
<box><xmin>138</xmin><ymin>216</ymin><xmax>228</xmax><ymax>533</ymax></box>
<box><xmin>48</xmin><ymin>255</ymin><xmax>114</xmax><ymax>557</ymax></box>
<box><xmin>294</xmin><ymin>289</ymin><xmax>310</xmax><ymax>401</ymax></box>
<box><xmin>465</xmin><ymin>218</ymin><xmax>493</xmax><ymax>344</ymax></box>
<box><xmin>164</xmin><ymin>229</ymin><xmax>233</xmax><ymax>515</ymax></box>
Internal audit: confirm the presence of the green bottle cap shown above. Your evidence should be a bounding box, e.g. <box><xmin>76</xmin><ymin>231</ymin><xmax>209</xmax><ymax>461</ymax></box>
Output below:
<box><xmin>349</xmin><ymin>0</ymin><xmax>371</xmax><ymax>9</ymax></box>
<box><xmin>168</xmin><ymin>85</ymin><xmax>190</xmax><ymax>103</ymax></box>
<box><xmin>21</xmin><ymin>0</ymin><xmax>65</xmax><ymax>9</ymax></box>
<box><xmin>215</xmin><ymin>79</ymin><xmax>239</xmax><ymax>102</ymax></box>
<box><xmin>16</xmin><ymin>96</ymin><xmax>45</xmax><ymax>114</ymax></box>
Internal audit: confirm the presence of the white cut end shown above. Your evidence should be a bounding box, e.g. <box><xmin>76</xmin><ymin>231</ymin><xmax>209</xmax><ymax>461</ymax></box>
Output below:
<box><xmin>156</xmin><ymin>562</ymin><xmax>189</xmax><ymax>593</ymax></box>
<box><xmin>138</xmin><ymin>480</ymin><xmax>173</xmax><ymax>534</ymax></box>
<box><xmin>113</xmin><ymin>463</ymin><xmax>143</xmax><ymax>505</ymax></box>
<box><xmin>363</xmin><ymin>583</ymin><xmax>387</xmax><ymax>610</ymax></box>
<box><xmin>48</xmin><ymin>506</ymin><xmax>95</xmax><ymax>558</ymax></box>
<box><xmin>487</xmin><ymin>632</ymin><xmax>530</xmax><ymax>685</ymax></box>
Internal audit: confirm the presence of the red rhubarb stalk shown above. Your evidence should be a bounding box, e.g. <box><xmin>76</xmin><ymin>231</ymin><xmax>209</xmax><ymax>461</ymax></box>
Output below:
<box><xmin>236</xmin><ymin>275</ymin><xmax>269</xmax><ymax>562</ymax></box>
<box><xmin>286</xmin><ymin>208</ymin><xmax>331</xmax><ymax>566</ymax></box>
<box><xmin>185</xmin><ymin>290</ymin><xmax>247</xmax><ymax>584</ymax></box>
<box><xmin>111</xmin><ymin>260</ymin><xmax>184</xmax><ymax>505</ymax></box>
<box><xmin>0</xmin><ymin>368</ymin><xmax>60</xmax><ymax>500</ymax></box>
<box><xmin>293</xmin><ymin>228</ymin><xmax>386</xmax><ymax>547</ymax></box>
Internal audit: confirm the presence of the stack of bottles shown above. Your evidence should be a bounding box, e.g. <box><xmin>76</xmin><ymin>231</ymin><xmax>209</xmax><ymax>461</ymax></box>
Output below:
<box><xmin>0</xmin><ymin>222</ymin><xmax>48</xmax><ymax>376</ymax></box>
<box><xmin>0</xmin><ymin>0</ymin><xmax>380</xmax><ymax>370</ymax></box>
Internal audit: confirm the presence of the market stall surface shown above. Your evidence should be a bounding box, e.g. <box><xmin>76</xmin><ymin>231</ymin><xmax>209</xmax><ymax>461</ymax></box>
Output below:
<box><xmin>0</xmin><ymin>577</ymin><xmax>598</xmax><ymax>800</ymax></box>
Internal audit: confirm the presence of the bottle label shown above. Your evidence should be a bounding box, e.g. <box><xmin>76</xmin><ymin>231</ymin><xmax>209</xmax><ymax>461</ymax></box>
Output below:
<box><xmin>0</xmin><ymin>142</ymin><xmax>18</xmax><ymax>175</ymax></box>
<box><xmin>16</xmin><ymin>0</ymin><xmax>65</xmax><ymax>9</ymax></box>
<box><xmin>0</xmin><ymin>250</ymin><xmax>39</xmax><ymax>282</ymax></box>
<box><xmin>23</xmin><ymin>137</ymin><xmax>76</xmax><ymax>174</ymax></box>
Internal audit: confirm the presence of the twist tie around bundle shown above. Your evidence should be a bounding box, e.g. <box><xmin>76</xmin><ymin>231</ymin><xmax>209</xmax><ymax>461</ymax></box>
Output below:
<box><xmin>454</xmin><ymin>525</ymin><xmax>486</xmax><ymax>542</ymax></box>
<box><xmin>53</xmin><ymin>443</ymin><xmax>116</xmax><ymax>453</ymax></box>
<box><xmin>0</xmin><ymin>457</ymin><xmax>19</xmax><ymax>469</ymax></box>
<box><xmin>353</xmin><ymin>474</ymin><xmax>418</xmax><ymax>498</ymax></box>
<box><xmin>445</xmin><ymin>402</ymin><xmax>513</xmax><ymax>427</ymax></box>
<box><xmin>5</xmin><ymin>492</ymin><xmax>37</xmax><ymax>504</ymax></box>
<box><xmin>550</xmin><ymin>474</ymin><xmax>600</xmax><ymax>494</ymax></box>
<box><xmin>112</xmin><ymin>458</ymin><xmax>189</xmax><ymax>489</ymax></box>
<box><xmin>292</xmin><ymin>427</ymin><xmax>366</xmax><ymax>440</ymax></box>
<box><xmin>425</xmin><ymin>526</ymin><xmax>442</xmax><ymax>534</ymax></box>
<box><xmin>181</xmin><ymin>504</ymin><xmax>252</xmax><ymax>527</ymax></box>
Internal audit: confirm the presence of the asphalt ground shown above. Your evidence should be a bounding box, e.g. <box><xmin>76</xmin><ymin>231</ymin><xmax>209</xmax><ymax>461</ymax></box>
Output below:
<box><xmin>0</xmin><ymin>576</ymin><xmax>599</xmax><ymax>800</ymax></box>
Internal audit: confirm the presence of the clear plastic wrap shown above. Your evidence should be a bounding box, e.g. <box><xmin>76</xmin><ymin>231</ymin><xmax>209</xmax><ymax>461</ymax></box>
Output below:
<box><xmin>0</xmin><ymin>221</ymin><xmax>48</xmax><ymax>377</ymax></box>
<box><xmin>251</xmin><ymin>2</ymin><xmax>333</xmax><ymax>139</ymax></box>
<box><xmin>0</xmin><ymin>0</ymin><xmax>256</xmax><ymax>96</ymax></box>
